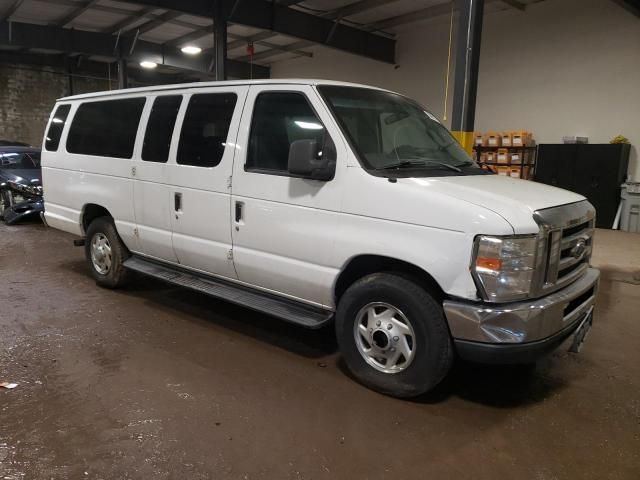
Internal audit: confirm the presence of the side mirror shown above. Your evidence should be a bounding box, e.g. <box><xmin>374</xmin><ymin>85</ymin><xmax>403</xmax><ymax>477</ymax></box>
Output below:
<box><xmin>288</xmin><ymin>138</ymin><xmax>336</xmax><ymax>181</ymax></box>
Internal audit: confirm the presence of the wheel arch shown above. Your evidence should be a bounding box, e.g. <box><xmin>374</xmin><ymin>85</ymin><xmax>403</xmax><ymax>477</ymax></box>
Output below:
<box><xmin>81</xmin><ymin>203</ymin><xmax>112</xmax><ymax>235</ymax></box>
<box><xmin>334</xmin><ymin>255</ymin><xmax>446</xmax><ymax>305</ymax></box>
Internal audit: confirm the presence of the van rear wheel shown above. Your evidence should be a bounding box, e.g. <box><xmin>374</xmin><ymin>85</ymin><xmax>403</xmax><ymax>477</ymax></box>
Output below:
<box><xmin>85</xmin><ymin>216</ymin><xmax>129</xmax><ymax>288</ymax></box>
<box><xmin>335</xmin><ymin>273</ymin><xmax>453</xmax><ymax>398</ymax></box>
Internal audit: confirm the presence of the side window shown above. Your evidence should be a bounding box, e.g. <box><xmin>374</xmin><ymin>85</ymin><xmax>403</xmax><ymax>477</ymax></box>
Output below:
<box><xmin>247</xmin><ymin>92</ymin><xmax>327</xmax><ymax>174</ymax></box>
<box><xmin>142</xmin><ymin>95</ymin><xmax>182</xmax><ymax>163</ymax></box>
<box><xmin>66</xmin><ymin>98</ymin><xmax>146</xmax><ymax>158</ymax></box>
<box><xmin>45</xmin><ymin>104</ymin><xmax>71</xmax><ymax>151</ymax></box>
<box><xmin>177</xmin><ymin>93</ymin><xmax>237</xmax><ymax>168</ymax></box>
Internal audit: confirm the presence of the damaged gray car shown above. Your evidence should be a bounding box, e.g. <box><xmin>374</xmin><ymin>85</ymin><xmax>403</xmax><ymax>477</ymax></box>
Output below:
<box><xmin>0</xmin><ymin>146</ymin><xmax>44</xmax><ymax>225</ymax></box>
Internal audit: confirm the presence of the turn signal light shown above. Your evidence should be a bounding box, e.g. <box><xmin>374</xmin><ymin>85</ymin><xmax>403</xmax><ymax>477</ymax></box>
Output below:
<box><xmin>476</xmin><ymin>257</ymin><xmax>502</xmax><ymax>271</ymax></box>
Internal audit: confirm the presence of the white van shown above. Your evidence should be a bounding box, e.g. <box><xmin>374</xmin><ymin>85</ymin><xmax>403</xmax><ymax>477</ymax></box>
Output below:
<box><xmin>41</xmin><ymin>80</ymin><xmax>599</xmax><ymax>397</ymax></box>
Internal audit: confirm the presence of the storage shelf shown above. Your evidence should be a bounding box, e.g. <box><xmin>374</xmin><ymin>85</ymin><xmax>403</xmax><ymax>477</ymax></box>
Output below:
<box><xmin>473</xmin><ymin>145</ymin><xmax>538</xmax><ymax>180</ymax></box>
<box><xmin>473</xmin><ymin>146</ymin><xmax>537</xmax><ymax>150</ymax></box>
<box><xmin>480</xmin><ymin>161</ymin><xmax>535</xmax><ymax>166</ymax></box>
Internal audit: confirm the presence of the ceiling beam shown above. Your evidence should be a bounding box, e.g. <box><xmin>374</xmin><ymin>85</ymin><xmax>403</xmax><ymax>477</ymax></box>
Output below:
<box><xmin>244</xmin><ymin>0</ymin><xmax>526</xmax><ymax>63</ymax></box>
<box><xmin>166</xmin><ymin>24</ymin><xmax>312</xmax><ymax>58</ymax></box>
<box><xmin>1</xmin><ymin>0</ymin><xmax>26</xmax><ymax>21</ymax></box>
<box><xmin>500</xmin><ymin>0</ymin><xmax>526</xmax><ymax>10</ymax></box>
<box><xmin>321</xmin><ymin>0</ymin><xmax>402</xmax><ymax>19</ymax></box>
<box><xmin>164</xmin><ymin>24</ymin><xmax>213</xmax><ymax>46</ymax></box>
<box><xmin>56</xmin><ymin>0</ymin><xmax>99</xmax><ymax>27</ymax></box>
<box><xmin>234</xmin><ymin>39</ymin><xmax>311</xmax><ymax>62</ymax></box>
<box><xmin>104</xmin><ymin>7</ymin><xmax>158</xmax><ymax>34</ymax></box>
<box><xmin>0</xmin><ymin>49</ymin><xmax>196</xmax><ymax>85</ymax></box>
<box><xmin>131</xmin><ymin>10</ymin><xmax>182</xmax><ymax>35</ymax></box>
<box><xmin>611</xmin><ymin>0</ymin><xmax>640</xmax><ymax>17</ymax></box>
<box><xmin>363</xmin><ymin>0</ymin><xmax>515</xmax><ymax>32</ymax></box>
<box><xmin>227</xmin><ymin>30</ymin><xmax>275</xmax><ymax>50</ymax></box>
<box><xmin>0</xmin><ymin>20</ymin><xmax>269</xmax><ymax>79</ymax></box>
<box><xmin>363</xmin><ymin>2</ymin><xmax>454</xmax><ymax>31</ymax></box>
<box><xmin>231</xmin><ymin>0</ymin><xmax>401</xmax><ymax>63</ymax></box>
<box><xmin>116</xmin><ymin>0</ymin><xmax>395</xmax><ymax>63</ymax></box>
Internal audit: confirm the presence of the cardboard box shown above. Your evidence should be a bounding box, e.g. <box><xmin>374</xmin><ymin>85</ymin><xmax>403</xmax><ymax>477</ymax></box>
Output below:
<box><xmin>497</xmin><ymin>148</ymin><xmax>510</xmax><ymax>164</ymax></box>
<box><xmin>508</xmin><ymin>166</ymin><xmax>531</xmax><ymax>179</ymax></box>
<box><xmin>511</xmin><ymin>130</ymin><xmax>531</xmax><ymax>147</ymax></box>
<box><xmin>486</xmin><ymin>131</ymin><xmax>501</xmax><ymax>147</ymax></box>
<box><xmin>501</xmin><ymin>132</ymin><xmax>512</xmax><ymax>147</ymax></box>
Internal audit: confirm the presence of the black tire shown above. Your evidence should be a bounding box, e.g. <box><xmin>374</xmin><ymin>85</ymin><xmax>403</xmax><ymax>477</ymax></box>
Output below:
<box><xmin>84</xmin><ymin>216</ymin><xmax>130</xmax><ymax>288</ymax></box>
<box><xmin>335</xmin><ymin>273</ymin><xmax>453</xmax><ymax>398</ymax></box>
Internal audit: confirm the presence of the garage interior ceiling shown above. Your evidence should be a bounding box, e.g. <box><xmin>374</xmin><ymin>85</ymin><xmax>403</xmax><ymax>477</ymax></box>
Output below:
<box><xmin>0</xmin><ymin>0</ymin><xmax>540</xmax><ymax>81</ymax></box>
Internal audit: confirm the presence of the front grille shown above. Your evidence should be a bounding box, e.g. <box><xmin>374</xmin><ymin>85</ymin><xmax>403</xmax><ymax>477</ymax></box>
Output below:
<box><xmin>534</xmin><ymin>201</ymin><xmax>596</xmax><ymax>295</ymax></box>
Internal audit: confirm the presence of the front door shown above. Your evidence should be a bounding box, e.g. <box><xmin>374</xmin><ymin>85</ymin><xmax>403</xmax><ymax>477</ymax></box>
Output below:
<box><xmin>167</xmin><ymin>86</ymin><xmax>248</xmax><ymax>279</ymax></box>
<box><xmin>230</xmin><ymin>85</ymin><xmax>347</xmax><ymax>307</ymax></box>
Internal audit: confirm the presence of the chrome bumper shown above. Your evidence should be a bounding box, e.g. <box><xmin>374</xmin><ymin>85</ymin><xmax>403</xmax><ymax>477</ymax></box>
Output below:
<box><xmin>444</xmin><ymin>268</ymin><xmax>600</xmax><ymax>344</ymax></box>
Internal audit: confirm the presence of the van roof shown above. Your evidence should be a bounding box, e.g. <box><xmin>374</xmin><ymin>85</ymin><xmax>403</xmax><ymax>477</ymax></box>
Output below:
<box><xmin>57</xmin><ymin>78</ymin><xmax>392</xmax><ymax>102</ymax></box>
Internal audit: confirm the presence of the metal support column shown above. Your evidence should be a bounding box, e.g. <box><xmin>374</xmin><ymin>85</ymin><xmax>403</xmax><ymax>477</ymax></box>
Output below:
<box><xmin>213</xmin><ymin>0</ymin><xmax>227</xmax><ymax>81</ymax></box>
<box><xmin>451</xmin><ymin>0</ymin><xmax>484</xmax><ymax>154</ymax></box>
<box><xmin>117</xmin><ymin>57</ymin><xmax>128</xmax><ymax>89</ymax></box>
<box><xmin>65</xmin><ymin>56</ymin><xmax>74</xmax><ymax>95</ymax></box>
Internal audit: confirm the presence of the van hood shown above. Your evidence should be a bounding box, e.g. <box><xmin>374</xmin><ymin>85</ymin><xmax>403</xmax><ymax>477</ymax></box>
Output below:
<box><xmin>398</xmin><ymin>174</ymin><xmax>585</xmax><ymax>233</ymax></box>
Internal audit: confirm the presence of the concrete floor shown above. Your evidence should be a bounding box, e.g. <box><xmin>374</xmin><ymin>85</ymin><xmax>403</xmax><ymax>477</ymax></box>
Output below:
<box><xmin>1</xmin><ymin>222</ymin><xmax>639</xmax><ymax>479</ymax></box>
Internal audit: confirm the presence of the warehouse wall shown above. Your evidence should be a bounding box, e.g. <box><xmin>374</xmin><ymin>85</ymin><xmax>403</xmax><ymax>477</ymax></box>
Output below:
<box><xmin>0</xmin><ymin>64</ymin><xmax>111</xmax><ymax>147</ymax></box>
<box><xmin>272</xmin><ymin>0</ymin><xmax>640</xmax><ymax>181</ymax></box>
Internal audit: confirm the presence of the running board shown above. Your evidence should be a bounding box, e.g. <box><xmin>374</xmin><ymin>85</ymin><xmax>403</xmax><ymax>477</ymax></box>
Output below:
<box><xmin>123</xmin><ymin>256</ymin><xmax>333</xmax><ymax>329</ymax></box>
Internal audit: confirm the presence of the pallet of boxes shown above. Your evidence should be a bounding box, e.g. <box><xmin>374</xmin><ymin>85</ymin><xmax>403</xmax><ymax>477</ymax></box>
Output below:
<box><xmin>472</xmin><ymin>131</ymin><xmax>536</xmax><ymax>180</ymax></box>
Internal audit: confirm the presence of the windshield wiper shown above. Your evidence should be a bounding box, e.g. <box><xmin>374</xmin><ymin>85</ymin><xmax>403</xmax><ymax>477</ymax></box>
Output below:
<box><xmin>381</xmin><ymin>160</ymin><xmax>427</xmax><ymax>170</ymax></box>
<box><xmin>381</xmin><ymin>159</ymin><xmax>461</xmax><ymax>173</ymax></box>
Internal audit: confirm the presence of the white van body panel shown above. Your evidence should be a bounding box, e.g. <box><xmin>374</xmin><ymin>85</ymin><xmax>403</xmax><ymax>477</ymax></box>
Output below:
<box><xmin>230</xmin><ymin>84</ymin><xmax>348</xmax><ymax>307</ymax></box>
<box><xmin>166</xmin><ymin>85</ymin><xmax>249</xmax><ymax>279</ymax></box>
<box><xmin>42</xmin><ymin>99</ymin><xmax>141</xmax><ymax>249</ymax></box>
<box><xmin>132</xmin><ymin>95</ymin><xmax>177</xmax><ymax>262</ymax></box>
<box><xmin>423</xmin><ymin>175</ymin><xmax>586</xmax><ymax>234</ymax></box>
<box><xmin>41</xmin><ymin>79</ymin><xmax>586</xmax><ymax>311</ymax></box>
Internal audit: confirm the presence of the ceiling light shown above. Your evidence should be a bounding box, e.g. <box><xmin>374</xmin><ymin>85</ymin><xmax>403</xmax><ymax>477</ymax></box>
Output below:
<box><xmin>181</xmin><ymin>45</ymin><xmax>202</xmax><ymax>55</ymax></box>
<box><xmin>140</xmin><ymin>61</ymin><xmax>157</xmax><ymax>69</ymax></box>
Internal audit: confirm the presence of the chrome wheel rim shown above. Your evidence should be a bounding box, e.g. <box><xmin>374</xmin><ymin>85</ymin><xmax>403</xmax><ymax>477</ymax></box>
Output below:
<box><xmin>90</xmin><ymin>233</ymin><xmax>112</xmax><ymax>275</ymax></box>
<box><xmin>353</xmin><ymin>302</ymin><xmax>416</xmax><ymax>374</ymax></box>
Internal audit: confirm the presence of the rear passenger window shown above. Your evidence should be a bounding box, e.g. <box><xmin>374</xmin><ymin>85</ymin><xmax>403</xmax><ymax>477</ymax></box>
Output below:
<box><xmin>177</xmin><ymin>93</ymin><xmax>237</xmax><ymax>168</ymax></box>
<box><xmin>45</xmin><ymin>104</ymin><xmax>71</xmax><ymax>151</ymax></box>
<box><xmin>246</xmin><ymin>92</ymin><xmax>326</xmax><ymax>173</ymax></box>
<box><xmin>142</xmin><ymin>95</ymin><xmax>182</xmax><ymax>163</ymax></box>
<box><xmin>66</xmin><ymin>98</ymin><xmax>145</xmax><ymax>158</ymax></box>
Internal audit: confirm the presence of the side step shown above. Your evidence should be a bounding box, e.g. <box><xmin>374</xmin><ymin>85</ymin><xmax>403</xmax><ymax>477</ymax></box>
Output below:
<box><xmin>122</xmin><ymin>256</ymin><xmax>333</xmax><ymax>329</ymax></box>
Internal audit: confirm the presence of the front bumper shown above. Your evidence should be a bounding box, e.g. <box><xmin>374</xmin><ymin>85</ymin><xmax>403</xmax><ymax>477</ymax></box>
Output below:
<box><xmin>443</xmin><ymin>268</ymin><xmax>600</xmax><ymax>363</ymax></box>
<box><xmin>3</xmin><ymin>197</ymin><xmax>44</xmax><ymax>225</ymax></box>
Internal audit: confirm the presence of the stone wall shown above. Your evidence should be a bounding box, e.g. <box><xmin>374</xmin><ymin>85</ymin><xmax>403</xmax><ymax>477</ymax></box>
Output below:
<box><xmin>0</xmin><ymin>64</ymin><xmax>112</xmax><ymax>147</ymax></box>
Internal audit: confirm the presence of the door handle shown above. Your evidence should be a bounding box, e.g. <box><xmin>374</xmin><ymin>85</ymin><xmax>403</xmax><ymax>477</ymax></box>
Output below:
<box><xmin>174</xmin><ymin>192</ymin><xmax>182</xmax><ymax>212</ymax></box>
<box><xmin>235</xmin><ymin>201</ymin><xmax>243</xmax><ymax>223</ymax></box>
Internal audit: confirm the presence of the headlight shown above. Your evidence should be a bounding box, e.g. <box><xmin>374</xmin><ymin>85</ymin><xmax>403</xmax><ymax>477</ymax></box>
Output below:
<box><xmin>471</xmin><ymin>235</ymin><xmax>539</xmax><ymax>302</ymax></box>
<box><xmin>7</xmin><ymin>181</ymin><xmax>41</xmax><ymax>196</ymax></box>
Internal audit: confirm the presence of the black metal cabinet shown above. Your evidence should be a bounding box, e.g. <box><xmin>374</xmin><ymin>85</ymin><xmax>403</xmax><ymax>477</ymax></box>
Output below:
<box><xmin>535</xmin><ymin>144</ymin><xmax>630</xmax><ymax>228</ymax></box>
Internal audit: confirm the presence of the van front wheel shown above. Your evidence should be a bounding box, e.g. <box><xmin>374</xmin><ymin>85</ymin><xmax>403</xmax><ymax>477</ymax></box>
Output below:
<box><xmin>85</xmin><ymin>216</ymin><xmax>129</xmax><ymax>288</ymax></box>
<box><xmin>336</xmin><ymin>273</ymin><xmax>453</xmax><ymax>398</ymax></box>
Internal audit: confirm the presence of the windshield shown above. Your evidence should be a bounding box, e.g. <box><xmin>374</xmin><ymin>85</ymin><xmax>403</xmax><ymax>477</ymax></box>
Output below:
<box><xmin>318</xmin><ymin>86</ymin><xmax>478</xmax><ymax>174</ymax></box>
<box><xmin>0</xmin><ymin>152</ymin><xmax>41</xmax><ymax>169</ymax></box>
